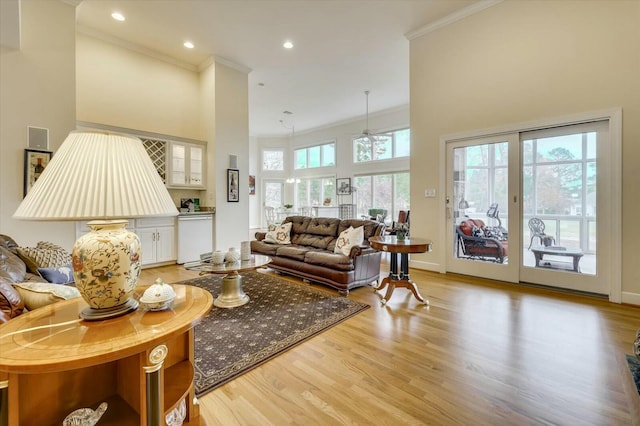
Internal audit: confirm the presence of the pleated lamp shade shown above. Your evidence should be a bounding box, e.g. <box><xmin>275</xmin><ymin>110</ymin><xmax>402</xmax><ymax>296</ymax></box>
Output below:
<box><xmin>14</xmin><ymin>131</ymin><xmax>178</xmax><ymax>320</ymax></box>
<box><xmin>14</xmin><ymin>131</ymin><xmax>177</xmax><ymax>220</ymax></box>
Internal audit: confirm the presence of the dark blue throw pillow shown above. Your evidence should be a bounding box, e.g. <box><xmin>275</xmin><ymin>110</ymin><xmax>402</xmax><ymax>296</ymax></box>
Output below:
<box><xmin>38</xmin><ymin>264</ymin><xmax>74</xmax><ymax>284</ymax></box>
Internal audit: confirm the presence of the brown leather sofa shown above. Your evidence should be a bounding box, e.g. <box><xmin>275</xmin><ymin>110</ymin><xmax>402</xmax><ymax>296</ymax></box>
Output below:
<box><xmin>0</xmin><ymin>234</ymin><xmax>81</xmax><ymax>323</ymax></box>
<box><xmin>0</xmin><ymin>235</ymin><xmax>41</xmax><ymax>322</ymax></box>
<box><xmin>251</xmin><ymin>216</ymin><xmax>384</xmax><ymax>294</ymax></box>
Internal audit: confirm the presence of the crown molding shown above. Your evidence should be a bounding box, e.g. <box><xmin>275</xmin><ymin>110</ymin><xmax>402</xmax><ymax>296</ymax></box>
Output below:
<box><xmin>213</xmin><ymin>55</ymin><xmax>252</xmax><ymax>74</ymax></box>
<box><xmin>405</xmin><ymin>0</ymin><xmax>503</xmax><ymax>40</ymax></box>
<box><xmin>76</xmin><ymin>24</ymin><xmax>198</xmax><ymax>72</ymax></box>
<box><xmin>61</xmin><ymin>0</ymin><xmax>82</xmax><ymax>7</ymax></box>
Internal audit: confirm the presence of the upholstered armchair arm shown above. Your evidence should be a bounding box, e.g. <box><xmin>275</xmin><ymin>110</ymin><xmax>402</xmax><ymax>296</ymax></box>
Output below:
<box><xmin>255</xmin><ymin>232</ymin><xmax>266</xmax><ymax>241</ymax></box>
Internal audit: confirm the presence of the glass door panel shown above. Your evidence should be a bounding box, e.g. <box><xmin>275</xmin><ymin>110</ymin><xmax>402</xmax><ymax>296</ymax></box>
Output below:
<box><xmin>520</xmin><ymin>121</ymin><xmax>609</xmax><ymax>295</ymax></box>
<box><xmin>446</xmin><ymin>134</ymin><xmax>519</xmax><ymax>283</ymax></box>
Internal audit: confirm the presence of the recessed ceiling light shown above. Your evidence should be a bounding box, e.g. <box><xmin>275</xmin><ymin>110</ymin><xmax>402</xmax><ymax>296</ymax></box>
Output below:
<box><xmin>111</xmin><ymin>12</ymin><xmax>125</xmax><ymax>22</ymax></box>
<box><xmin>184</xmin><ymin>41</ymin><xmax>194</xmax><ymax>49</ymax></box>
<box><xmin>283</xmin><ymin>41</ymin><xmax>293</xmax><ymax>49</ymax></box>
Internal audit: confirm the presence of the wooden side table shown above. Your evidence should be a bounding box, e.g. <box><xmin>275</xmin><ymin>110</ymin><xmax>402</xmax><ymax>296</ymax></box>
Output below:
<box><xmin>0</xmin><ymin>284</ymin><xmax>212</xmax><ymax>426</ymax></box>
<box><xmin>369</xmin><ymin>236</ymin><xmax>432</xmax><ymax>305</ymax></box>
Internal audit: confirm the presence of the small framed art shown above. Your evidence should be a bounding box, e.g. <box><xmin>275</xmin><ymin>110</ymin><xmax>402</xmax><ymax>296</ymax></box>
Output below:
<box><xmin>336</xmin><ymin>178</ymin><xmax>351</xmax><ymax>195</ymax></box>
<box><xmin>227</xmin><ymin>168</ymin><xmax>239</xmax><ymax>202</ymax></box>
<box><xmin>24</xmin><ymin>149</ymin><xmax>52</xmax><ymax>197</ymax></box>
<box><xmin>249</xmin><ymin>175</ymin><xmax>256</xmax><ymax>195</ymax></box>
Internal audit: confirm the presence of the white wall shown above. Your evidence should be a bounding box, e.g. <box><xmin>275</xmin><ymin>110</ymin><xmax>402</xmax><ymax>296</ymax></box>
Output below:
<box><xmin>214</xmin><ymin>62</ymin><xmax>250</xmax><ymax>251</ymax></box>
<box><xmin>409</xmin><ymin>1</ymin><xmax>640</xmax><ymax>298</ymax></box>
<box><xmin>0</xmin><ymin>0</ymin><xmax>76</xmax><ymax>248</ymax></box>
<box><xmin>76</xmin><ymin>33</ymin><xmax>203</xmax><ymax>140</ymax></box>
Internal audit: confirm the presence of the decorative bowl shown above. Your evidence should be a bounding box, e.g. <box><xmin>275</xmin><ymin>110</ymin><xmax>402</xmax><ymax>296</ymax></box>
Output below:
<box><xmin>211</xmin><ymin>250</ymin><xmax>226</xmax><ymax>264</ymax></box>
<box><xmin>140</xmin><ymin>278</ymin><xmax>176</xmax><ymax>311</ymax></box>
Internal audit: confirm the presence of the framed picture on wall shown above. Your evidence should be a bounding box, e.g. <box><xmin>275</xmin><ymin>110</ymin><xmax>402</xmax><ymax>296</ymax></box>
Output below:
<box><xmin>227</xmin><ymin>168</ymin><xmax>239</xmax><ymax>202</ymax></box>
<box><xmin>24</xmin><ymin>149</ymin><xmax>53</xmax><ymax>197</ymax></box>
<box><xmin>336</xmin><ymin>178</ymin><xmax>351</xmax><ymax>195</ymax></box>
<box><xmin>249</xmin><ymin>175</ymin><xmax>256</xmax><ymax>195</ymax></box>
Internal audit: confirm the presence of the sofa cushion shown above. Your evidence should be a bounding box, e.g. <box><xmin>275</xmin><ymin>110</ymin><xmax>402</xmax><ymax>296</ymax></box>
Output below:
<box><xmin>263</xmin><ymin>222</ymin><xmax>292</xmax><ymax>244</ymax></box>
<box><xmin>275</xmin><ymin>245</ymin><xmax>311</xmax><ymax>262</ymax></box>
<box><xmin>251</xmin><ymin>240</ymin><xmax>280</xmax><ymax>256</ymax></box>
<box><xmin>334</xmin><ymin>226</ymin><xmax>364</xmax><ymax>256</ymax></box>
<box><xmin>304</xmin><ymin>250</ymin><xmax>354</xmax><ymax>271</ymax></box>
<box><xmin>294</xmin><ymin>233</ymin><xmax>336</xmax><ymax>250</ymax></box>
<box><xmin>17</xmin><ymin>243</ymin><xmax>72</xmax><ymax>275</ymax></box>
<box><xmin>13</xmin><ymin>282</ymin><xmax>81</xmax><ymax>311</ymax></box>
<box><xmin>306</xmin><ymin>217</ymin><xmax>340</xmax><ymax>237</ymax></box>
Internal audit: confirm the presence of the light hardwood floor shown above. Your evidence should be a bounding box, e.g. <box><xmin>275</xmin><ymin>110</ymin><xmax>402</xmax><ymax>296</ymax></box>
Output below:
<box><xmin>141</xmin><ymin>263</ymin><xmax>640</xmax><ymax>425</ymax></box>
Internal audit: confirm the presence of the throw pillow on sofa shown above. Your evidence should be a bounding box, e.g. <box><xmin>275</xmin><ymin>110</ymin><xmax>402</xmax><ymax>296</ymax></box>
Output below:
<box><xmin>16</xmin><ymin>242</ymin><xmax>72</xmax><ymax>275</ymax></box>
<box><xmin>13</xmin><ymin>282</ymin><xmax>81</xmax><ymax>311</ymax></box>
<box><xmin>38</xmin><ymin>264</ymin><xmax>74</xmax><ymax>285</ymax></box>
<box><xmin>334</xmin><ymin>226</ymin><xmax>364</xmax><ymax>256</ymax></box>
<box><xmin>264</xmin><ymin>222</ymin><xmax>292</xmax><ymax>245</ymax></box>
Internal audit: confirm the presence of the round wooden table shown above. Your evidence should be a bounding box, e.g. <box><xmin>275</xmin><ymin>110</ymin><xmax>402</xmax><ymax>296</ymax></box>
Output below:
<box><xmin>0</xmin><ymin>284</ymin><xmax>212</xmax><ymax>426</ymax></box>
<box><xmin>185</xmin><ymin>254</ymin><xmax>271</xmax><ymax>308</ymax></box>
<box><xmin>369</xmin><ymin>236</ymin><xmax>432</xmax><ymax>305</ymax></box>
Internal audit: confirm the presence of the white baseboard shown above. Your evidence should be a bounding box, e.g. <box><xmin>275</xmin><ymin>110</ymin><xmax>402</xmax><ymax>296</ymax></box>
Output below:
<box><xmin>409</xmin><ymin>259</ymin><xmax>442</xmax><ymax>273</ymax></box>
<box><xmin>622</xmin><ymin>291</ymin><xmax>640</xmax><ymax>307</ymax></box>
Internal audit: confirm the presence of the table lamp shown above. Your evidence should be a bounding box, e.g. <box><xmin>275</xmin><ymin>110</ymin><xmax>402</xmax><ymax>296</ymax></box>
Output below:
<box><xmin>14</xmin><ymin>131</ymin><xmax>178</xmax><ymax>320</ymax></box>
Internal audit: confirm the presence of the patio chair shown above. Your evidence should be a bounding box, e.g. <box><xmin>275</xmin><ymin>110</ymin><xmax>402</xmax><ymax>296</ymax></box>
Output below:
<box><xmin>528</xmin><ymin>217</ymin><xmax>555</xmax><ymax>249</ymax></box>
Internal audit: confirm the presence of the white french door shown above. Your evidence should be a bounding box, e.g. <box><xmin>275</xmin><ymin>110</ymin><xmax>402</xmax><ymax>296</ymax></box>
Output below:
<box><xmin>262</xmin><ymin>179</ymin><xmax>284</xmax><ymax>227</ymax></box>
<box><xmin>445</xmin><ymin>134</ymin><xmax>520</xmax><ymax>283</ymax></box>
<box><xmin>445</xmin><ymin>116</ymin><xmax>617</xmax><ymax>298</ymax></box>
<box><xmin>519</xmin><ymin>121</ymin><xmax>611</xmax><ymax>295</ymax></box>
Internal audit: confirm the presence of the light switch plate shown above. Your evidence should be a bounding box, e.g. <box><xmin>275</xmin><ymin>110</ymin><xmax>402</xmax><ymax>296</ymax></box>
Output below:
<box><xmin>424</xmin><ymin>189</ymin><xmax>437</xmax><ymax>198</ymax></box>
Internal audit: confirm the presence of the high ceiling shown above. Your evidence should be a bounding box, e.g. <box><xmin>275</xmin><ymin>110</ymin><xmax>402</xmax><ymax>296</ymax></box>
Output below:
<box><xmin>75</xmin><ymin>0</ymin><xmax>478</xmax><ymax>137</ymax></box>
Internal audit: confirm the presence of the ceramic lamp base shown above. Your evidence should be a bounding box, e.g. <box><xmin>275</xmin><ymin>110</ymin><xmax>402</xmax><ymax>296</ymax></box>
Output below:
<box><xmin>72</xmin><ymin>220</ymin><xmax>142</xmax><ymax>319</ymax></box>
<box><xmin>80</xmin><ymin>298</ymin><xmax>139</xmax><ymax>321</ymax></box>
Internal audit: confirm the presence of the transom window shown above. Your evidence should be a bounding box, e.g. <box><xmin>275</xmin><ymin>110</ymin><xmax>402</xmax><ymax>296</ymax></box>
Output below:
<box><xmin>262</xmin><ymin>149</ymin><xmax>284</xmax><ymax>171</ymax></box>
<box><xmin>353</xmin><ymin>128</ymin><xmax>410</xmax><ymax>163</ymax></box>
<box><xmin>294</xmin><ymin>142</ymin><xmax>335</xmax><ymax>170</ymax></box>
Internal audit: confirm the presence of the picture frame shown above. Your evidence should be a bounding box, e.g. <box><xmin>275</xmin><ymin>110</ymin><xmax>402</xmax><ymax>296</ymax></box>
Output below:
<box><xmin>227</xmin><ymin>168</ymin><xmax>239</xmax><ymax>202</ymax></box>
<box><xmin>24</xmin><ymin>149</ymin><xmax>53</xmax><ymax>197</ymax></box>
<box><xmin>336</xmin><ymin>177</ymin><xmax>351</xmax><ymax>195</ymax></box>
<box><xmin>249</xmin><ymin>175</ymin><xmax>256</xmax><ymax>195</ymax></box>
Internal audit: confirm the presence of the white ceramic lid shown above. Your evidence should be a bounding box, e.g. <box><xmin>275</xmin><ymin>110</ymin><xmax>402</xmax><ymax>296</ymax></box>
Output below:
<box><xmin>140</xmin><ymin>278</ymin><xmax>176</xmax><ymax>303</ymax></box>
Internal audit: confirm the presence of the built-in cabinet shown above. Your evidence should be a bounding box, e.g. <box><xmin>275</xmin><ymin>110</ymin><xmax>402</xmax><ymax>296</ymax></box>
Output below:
<box><xmin>136</xmin><ymin>217</ymin><xmax>176</xmax><ymax>266</ymax></box>
<box><xmin>168</xmin><ymin>142</ymin><xmax>205</xmax><ymax>188</ymax></box>
<box><xmin>76</xmin><ymin>218</ymin><xmax>176</xmax><ymax>268</ymax></box>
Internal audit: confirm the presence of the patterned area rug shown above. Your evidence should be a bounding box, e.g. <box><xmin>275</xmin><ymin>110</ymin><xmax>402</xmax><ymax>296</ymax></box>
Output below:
<box><xmin>626</xmin><ymin>354</ymin><xmax>640</xmax><ymax>396</ymax></box>
<box><xmin>175</xmin><ymin>271</ymin><xmax>369</xmax><ymax>397</ymax></box>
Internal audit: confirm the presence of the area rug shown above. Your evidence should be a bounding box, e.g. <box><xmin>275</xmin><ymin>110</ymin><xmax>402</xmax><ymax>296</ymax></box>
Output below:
<box><xmin>626</xmin><ymin>354</ymin><xmax>640</xmax><ymax>396</ymax></box>
<box><xmin>175</xmin><ymin>271</ymin><xmax>369</xmax><ymax>397</ymax></box>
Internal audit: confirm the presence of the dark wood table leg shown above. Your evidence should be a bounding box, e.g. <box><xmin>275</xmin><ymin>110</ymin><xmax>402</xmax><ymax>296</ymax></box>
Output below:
<box><xmin>377</xmin><ymin>253</ymin><xmax>428</xmax><ymax>305</ymax></box>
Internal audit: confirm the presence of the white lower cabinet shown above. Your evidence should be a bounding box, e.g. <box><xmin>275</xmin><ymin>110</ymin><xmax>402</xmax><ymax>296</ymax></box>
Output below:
<box><xmin>137</xmin><ymin>218</ymin><xmax>177</xmax><ymax>266</ymax></box>
<box><xmin>75</xmin><ymin>217</ymin><xmax>176</xmax><ymax>267</ymax></box>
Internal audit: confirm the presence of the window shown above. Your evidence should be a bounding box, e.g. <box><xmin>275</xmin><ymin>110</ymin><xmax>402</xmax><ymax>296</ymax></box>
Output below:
<box><xmin>353</xmin><ymin>128</ymin><xmax>410</xmax><ymax>163</ymax></box>
<box><xmin>296</xmin><ymin>177</ymin><xmax>335</xmax><ymax>207</ymax></box>
<box><xmin>354</xmin><ymin>172</ymin><xmax>410</xmax><ymax>220</ymax></box>
<box><xmin>263</xmin><ymin>149</ymin><xmax>284</xmax><ymax>171</ymax></box>
<box><xmin>294</xmin><ymin>142</ymin><xmax>335</xmax><ymax>170</ymax></box>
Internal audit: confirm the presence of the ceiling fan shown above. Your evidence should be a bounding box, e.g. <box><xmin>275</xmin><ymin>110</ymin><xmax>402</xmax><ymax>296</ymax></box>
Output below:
<box><xmin>355</xmin><ymin>90</ymin><xmax>387</xmax><ymax>143</ymax></box>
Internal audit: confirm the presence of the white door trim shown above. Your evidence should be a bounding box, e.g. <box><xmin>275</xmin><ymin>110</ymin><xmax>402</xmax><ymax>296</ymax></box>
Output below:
<box><xmin>439</xmin><ymin>108</ymin><xmax>622</xmax><ymax>302</ymax></box>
